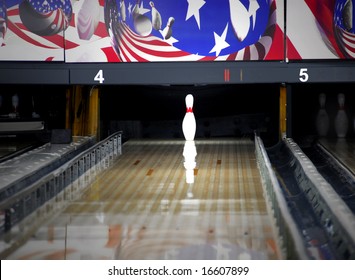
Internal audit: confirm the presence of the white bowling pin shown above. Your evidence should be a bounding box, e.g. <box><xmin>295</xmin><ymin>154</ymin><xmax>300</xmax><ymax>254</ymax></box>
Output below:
<box><xmin>149</xmin><ymin>1</ymin><xmax>162</xmax><ymax>30</ymax></box>
<box><xmin>315</xmin><ymin>93</ymin><xmax>329</xmax><ymax>137</ymax></box>
<box><xmin>182</xmin><ymin>94</ymin><xmax>196</xmax><ymax>141</ymax></box>
<box><xmin>334</xmin><ymin>93</ymin><xmax>348</xmax><ymax>138</ymax></box>
<box><xmin>162</xmin><ymin>17</ymin><xmax>174</xmax><ymax>40</ymax></box>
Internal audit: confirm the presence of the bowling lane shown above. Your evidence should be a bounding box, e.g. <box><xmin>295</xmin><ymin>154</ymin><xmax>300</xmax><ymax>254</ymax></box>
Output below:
<box><xmin>3</xmin><ymin>139</ymin><xmax>282</xmax><ymax>260</ymax></box>
<box><xmin>318</xmin><ymin>138</ymin><xmax>355</xmax><ymax>174</ymax></box>
<box><xmin>0</xmin><ymin>136</ymin><xmax>37</xmax><ymax>159</ymax></box>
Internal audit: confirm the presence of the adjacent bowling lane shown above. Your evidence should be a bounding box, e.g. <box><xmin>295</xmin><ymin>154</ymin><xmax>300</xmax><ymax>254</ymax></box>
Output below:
<box><xmin>318</xmin><ymin>138</ymin><xmax>355</xmax><ymax>174</ymax></box>
<box><xmin>0</xmin><ymin>136</ymin><xmax>37</xmax><ymax>159</ymax></box>
<box><xmin>2</xmin><ymin>139</ymin><xmax>282</xmax><ymax>260</ymax></box>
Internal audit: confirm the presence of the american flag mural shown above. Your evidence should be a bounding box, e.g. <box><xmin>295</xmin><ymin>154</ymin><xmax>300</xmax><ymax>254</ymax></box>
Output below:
<box><xmin>0</xmin><ymin>0</ymin><xmax>6</xmax><ymax>46</ymax></box>
<box><xmin>0</xmin><ymin>0</ymin><xmax>284</xmax><ymax>62</ymax></box>
<box><xmin>104</xmin><ymin>0</ymin><xmax>281</xmax><ymax>62</ymax></box>
<box><xmin>287</xmin><ymin>0</ymin><xmax>355</xmax><ymax>60</ymax></box>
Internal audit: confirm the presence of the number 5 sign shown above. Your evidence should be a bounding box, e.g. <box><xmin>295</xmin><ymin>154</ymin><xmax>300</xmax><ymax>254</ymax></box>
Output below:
<box><xmin>299</xmin><ymin>68</ymin><xmax>309</xmax><ymax>82</ymax></box>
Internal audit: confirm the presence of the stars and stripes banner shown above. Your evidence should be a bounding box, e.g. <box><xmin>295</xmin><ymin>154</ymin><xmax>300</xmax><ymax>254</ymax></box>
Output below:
<box><xmin>104</xmin><ymin>0</ymin><xmax>281</xmax><ymax>62</ymax></box>
<box><xmin>0</xmin><ymin>0</ymin><xmax>285</xmax><ymax>62</ymax></box>
<box><xmin>287</xmin><ymin>0</ymin><xmax>355</xmax><ymax>60</ymax></box>
<box><xmin>0</xmin><ymin>0</ymin><xmax>6</xmax><ymax>46</ymax></box>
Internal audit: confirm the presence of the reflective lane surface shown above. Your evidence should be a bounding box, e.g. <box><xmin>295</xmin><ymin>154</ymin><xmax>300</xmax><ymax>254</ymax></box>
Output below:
<box><xmin>0</xmin><ymin>136</ymin><xmax>36</xmax><ymax>159</ymax></box>
<box><xmin>1</xmin><ymin>139</ymin><xmax>282</xmax><ymax>260</ymax></box>
<box><xmin>319</xmin><ymin>138</ymin><xmax>355</xmax><ymax>174</ymax></box>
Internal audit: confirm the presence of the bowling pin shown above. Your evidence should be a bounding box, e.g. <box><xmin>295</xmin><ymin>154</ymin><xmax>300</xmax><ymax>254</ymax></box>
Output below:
<box><xmin>315</xmin><ymin>93</ymin><xmax>329</xmax><ymax>137</ymax></box>
<box><xmin>12</xmin><ymin>93</ymin><xmax>19</xmax><ymax>117</ymax></box>
<box><xmin>182</xmin><ymin>94</ymin><xmax>196</xmax><ymax>141</ymax></box>
<box><xmin>162</xmin><ymin>17</ymin><xmax>174</xmax><ymax>40</ymax></box>
<box><xmin>334</xmin><ymin>93</ymin><xmax>348</xmax><ymax>138</ymax></box>
<box><xmin>150</xmin><ymin>1</ymin><xmax>162</xmax><ymax>30</ymax></box>
<box><xmin>120</xmin><ymin>0</ymin><xmax>127</xmax><ymax>22</ymax></box>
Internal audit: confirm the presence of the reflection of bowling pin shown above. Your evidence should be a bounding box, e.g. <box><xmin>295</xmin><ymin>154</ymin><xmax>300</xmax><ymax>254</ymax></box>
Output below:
<box><xmin>120</xmin><ymin>0</ymin><xmax>126</xmax><ymax>22</ymax></box>
<box><xmin>334</xmin><ymin>93</ymin><xmax>348</xmax><ymax>138</ymax></box>
<box><xmin>315</xmin><ymin>93</ymin><xmax>329</xmax><ymax>137</ymax></box>
<box><xmin>76</xmin><ymin>0</ymin><xmax>100</xmax><ymax>40</ymax></box>
<box><xmin>183</xmin><ymin>140</ymin><xmax>197</xmax><ymax>184</ymax></box>
<box><xmin>162</xmin><ymin>17</ymin><xmax>174</xmax><ymax>40</ymax></box>
<box><xmin>10</xmin><ymin>94</ymin><xmax>19</xmax><ymax>118</ymax></box>
<box><xmin>0</xmin><ymin>17</ymin><xmax>6</xmax><ymax>46</ymax></box>
<box><xmin>12</xmin><ymin>94</ymin><xmax>19</xmax><ymax>112</ymax></box>
<box><xmin>150</xmin><ymin>1</ymin><xmax>162</xmax><ymax>30</ymax></box>
<box><xmin>182</xmin><ymin>94</ymin><xmax>196</xmax><ymax>141</ymax></box>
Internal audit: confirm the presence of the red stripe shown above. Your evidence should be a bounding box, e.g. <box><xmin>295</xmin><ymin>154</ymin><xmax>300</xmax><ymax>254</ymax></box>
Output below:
<box><xmin>266</xmin><ymin>25</ymin><xmax>284</xmax><ymax>60</ymax></box>
<box><xmin>7</xmin><ymin>20</ymin><xmax>57</xmax><ymax>49</ymax></box>
<box><xmin>198</xmin><ymin>56</ymin><xmax>216</xmax><ymax>61</ymax></box>
<box><xmin>64</xmin><ymin>38</ymin><xmax>79</xmax><ymax>49</ymax></box>
<box><xmin>243</xmin><ymin>46</ymin><xmax>250</xmax><ymax>60</ymax></box>
<box><xmin>121</xmin><ymin>23</ymin><xmax>183</xmax><ymax>52</ymax></box>
<box><xmin>43</xmin><ymin>33</ymin><xmax>65</xmax><ymax>48</ymax></box>
<box><xmin>95</xmin><ymin>21</ymin><xmax>109</xmax><ymax>38</ymax></box>
<box><xmin>118</xmin><ymin>25</ymin><xmax>149</xmax><ymax>61</ymax></box>
<box><xmin>101</xmin><ymin>46</ymin><xmax>121</xmax><ymax>62</ymax></box>
<box><xmin>119</xmin><ymin>23</ymin><xmax>190</xmax><ymax>59</ymax></box>
<box><xmin>340</xmin><ymin>35</ymin><xmax>355</xmax><ymax>56</ymax></box>
<box><xmin>254</xmin><ymin>42</ymin><xmax>265</xmax><ymax>60</ymax></box>
<box><xmin>7</xmin><ymin>8</ymin><xmax>19</xmax><ymax>16</ymax></box>
<box><xmin>226</xmin><ymin>52</ymin><xmax>238</xmax><ymax>60</ymax></box>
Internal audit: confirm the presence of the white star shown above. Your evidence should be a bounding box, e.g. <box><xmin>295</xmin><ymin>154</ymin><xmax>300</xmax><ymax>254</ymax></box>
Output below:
<box><xmin>186</xmin><ymin>0</ymin><xmax>206</xmax><ymax>29</ymax></box>
<box><xmin>139</xmin><ymin>1</ymin><xmax>150</xmax><ymax>15</ymax></box>
<box><xmin>209</xmin><ymin>23</ymin><xmax>230</xmax><ymax>56</ymax></box>
<box><xmin>159</xmin><ymin>30</ymin><xmax>179</xmax><ymax>45</ymax></box>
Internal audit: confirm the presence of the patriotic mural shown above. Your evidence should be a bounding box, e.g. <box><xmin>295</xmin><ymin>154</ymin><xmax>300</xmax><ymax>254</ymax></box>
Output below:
<box><xmin>287</xmin><ymin>0</ymin><xmax>355</xmax><ymax>60</ymax></box>
<box><xmin>0</xmin><ymin>0</ymin><xmax>284</xmax><ymax>62</ymax></box>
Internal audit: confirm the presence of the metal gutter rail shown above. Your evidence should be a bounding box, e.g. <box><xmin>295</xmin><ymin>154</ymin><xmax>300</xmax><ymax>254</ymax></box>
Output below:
<box><xmin>0</xmin><ymin>132</ymin><xmax>122</xmax><ymax>235</ymax></box>
<box><xmin>255</xmin><ymin>134</ymin><xmax>309</xmax><ymax>259</ymax></box>
<box><xmin>285</xmin><ymin>138</ymin><xmax>355</xmax><ymax>259</ymax></box>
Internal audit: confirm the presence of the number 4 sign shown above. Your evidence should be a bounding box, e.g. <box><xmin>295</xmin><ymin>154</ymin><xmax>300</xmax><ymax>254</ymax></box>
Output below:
<box><xmin>94</xmin><ymin>70</ymin><xmax>105</xmax><ymax>84</ymax></box>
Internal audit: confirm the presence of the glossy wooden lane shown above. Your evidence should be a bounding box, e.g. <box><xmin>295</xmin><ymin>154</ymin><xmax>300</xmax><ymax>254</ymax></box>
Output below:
<box><xmin>318</xmin><ymin>138</ymin><xmax>355</xmax><ymax>175</ymax></box>
<box><xmin>4</xmin><ymin>139</ymin><xmax>282</xmax><ymax>260</ymax></box>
